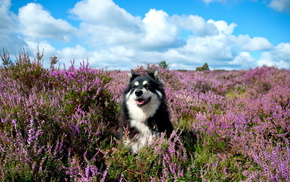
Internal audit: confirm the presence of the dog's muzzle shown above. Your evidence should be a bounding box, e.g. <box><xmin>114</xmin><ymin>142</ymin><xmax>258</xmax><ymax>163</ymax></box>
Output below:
<box><xmin>135</xmin><ymin>89</ymin><xmax>143</xmax><ymax>97</ymax></box>
<box><xmin>135</xmin><ymin>89</ymin><xmax>151</xmax><ymax>106</ymax></box>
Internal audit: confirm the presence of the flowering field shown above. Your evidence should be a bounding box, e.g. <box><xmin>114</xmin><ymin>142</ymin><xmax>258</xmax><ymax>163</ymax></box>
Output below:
<box><xmin>0</xmin><ymin>52</ymin><xmax>289</xmax><ymax>181</ymax></box>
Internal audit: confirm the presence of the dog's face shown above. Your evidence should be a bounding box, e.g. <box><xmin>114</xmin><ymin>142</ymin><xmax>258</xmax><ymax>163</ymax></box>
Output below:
<box><xmin>125</xmin><ymin>68</ymin><xmax>164</xmax><ymax>108</ymax></box>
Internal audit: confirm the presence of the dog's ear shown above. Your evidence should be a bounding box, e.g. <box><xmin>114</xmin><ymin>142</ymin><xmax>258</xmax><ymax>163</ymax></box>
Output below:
<box><xmin>128</xmin><ymin>69</ymin><xmax>140</xmax><ymax>82</ymax></box>
<box><xmin>148</xmin><ymin>67</ymin><xmax>164</xmax><ymax>84</ymax></box>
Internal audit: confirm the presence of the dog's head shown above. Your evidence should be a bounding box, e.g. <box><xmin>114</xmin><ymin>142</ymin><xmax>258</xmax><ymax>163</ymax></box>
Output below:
<box><xmin>125</xmin><ymin>67</ymin><xmax>164</xmax><ymax>107</ymax></box>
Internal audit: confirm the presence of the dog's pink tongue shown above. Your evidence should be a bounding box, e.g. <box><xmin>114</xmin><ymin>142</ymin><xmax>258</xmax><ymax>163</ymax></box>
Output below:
<box><xmin>137</xmin><ymin>99</ymin><xmax>145</xmax><ymax>105</ymax></box>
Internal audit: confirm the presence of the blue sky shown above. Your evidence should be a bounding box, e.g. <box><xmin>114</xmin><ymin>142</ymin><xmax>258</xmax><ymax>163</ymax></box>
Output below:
<box><xmin>1</xmin><ymin>0</ymin><xmax>290</xmax><ymax>70</ymax></box>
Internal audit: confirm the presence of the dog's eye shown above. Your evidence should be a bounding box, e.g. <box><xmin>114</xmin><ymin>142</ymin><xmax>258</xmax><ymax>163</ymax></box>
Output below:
<box><xmin>144</xmin><ymin>83</ymin><xmax>150</xmax><ymax>88</ymax></box>
<box><xmin>132</xmin><ymin>84</ymin><xmax>138</xmax><ymax>89</ymax></box>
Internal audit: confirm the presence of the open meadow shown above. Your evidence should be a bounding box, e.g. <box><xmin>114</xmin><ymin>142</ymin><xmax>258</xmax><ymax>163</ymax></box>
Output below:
<box><xmin>0</xmin><ymin>52</ymin><xmax>289</xmax><ymax>181</ymax></box>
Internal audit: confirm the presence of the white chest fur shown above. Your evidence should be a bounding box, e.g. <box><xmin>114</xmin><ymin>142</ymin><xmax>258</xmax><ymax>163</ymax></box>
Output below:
<box><xmin>125</xmin><ymin>93</ymin><xmax>161</xmax><ymax>152</ymax></box>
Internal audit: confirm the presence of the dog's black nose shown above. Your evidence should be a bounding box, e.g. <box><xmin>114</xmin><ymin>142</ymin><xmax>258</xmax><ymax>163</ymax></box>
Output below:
<box><xmin>135</xmin><ymin>89</ymin><xmax>143</xmax><ymax>97</ymax></box>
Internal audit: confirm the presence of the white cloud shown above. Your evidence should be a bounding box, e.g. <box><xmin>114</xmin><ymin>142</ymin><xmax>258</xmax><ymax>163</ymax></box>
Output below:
<box><xmin>229</xmin><ymin>52</ymin><xmax>256</xmax><ymax>68</ymax></box>
<box><xmin>70</xmin><ymin>0</ymin><xmax>144</xmax><ymax>50</ymax></box>
<box><xmin>25</xmin><ymin>40</ymin><xmax>58</xmax><ymax>67</ymax></box>
<box><xmin>69</xmin><ymin>0</ymin><xmax>283</xmax><ymax>70</ymax></box>
<box><xmin>258</xmin><ymin>43</ymin><xmax>290</xmax><ymax>68</ymax></box>
<box><xmin>235</xmin><ymin>35</ymin><xmax>273</xmax><ymax>51</ymax></box>
<box><xmin>76</xmin><ymin>23</ymin><xmax>139</xmax><ymax>48</ymax></box>
<box><xmin>174</xmin><ymin>20</ymin><xmax>238</xmax><ymax>67</ymax></box>
<box><xmin>26</xmin><ymin>41</ymin><xmax>93</xmax><ymax>67</ymax></box>
<box><xmin>18</xmin><ymin>3</ymin><xmax>75</xmax><ymax>41</ymax></box>
<box><xmin>69</xmin><ymin>0</ymin><xmax>239</xmax><ymax>69</ymax></box>
<box><xmin>207</xmin><ymin>20</ymin><xmax>237</xmax><ymax>35</ymax></box>
<box><xmin>171</xmin><ymin>15</ymin><xmax>218</xmax><ymax>36</ymax></box>
<box><xmin>181</xmin><ymin>35</ymin><xmax>235</xmax><ymax>66</ymax></box>
<box><xmin>61</xmin><ymin>45</ymin><xmax>89</xmax><ymax>61</ymax></box>
<box><xmin>3</xmin><ymin>0</ymin><xmax>289</xmax><ymax>70</ymax></box>
<box><xmin>0</xmin><ymin>0</ymin><xmax>14</xmax><ymax>30</ymax></box>
<box><xmin>26</xmin><ymin>41</ymin><xmax>57</xmax><ymax>56</ymax></box>
<box><xmin>0</xmin><ymin>34</ymin><xmax>28</xmax><ymax>55</ymax></box>
<box><xmin>70</xmin><ymin>0</ymin><xmax>141</xmax><ymax>31</ymax></box>
<box><xmin>90</xmin><ymin>46</ymin><xmax>137</xmax><ymax>68</ymax></box>
<box><xmin>0</xmin><ymin>0</ymin><xmax>28</xmax><ymax>54</ymax></box>
<box><xmin>71</xmin><ymin>1</ymin><xmax>185</xmax><ymax>50</ymax></box>
<box><xmin>141</xmin><ymin>9</ymin><xmax>183</xmax><ymax>50</ymax></box>
<box><xmin>26</xmin><ymin>41</ymin><xmax>93</xmax><ymax>68</ymax></box>
<box><xmin>268</xmin><ymin>0</ymin><xmax>290</xmax><ymax>13</ymax></box>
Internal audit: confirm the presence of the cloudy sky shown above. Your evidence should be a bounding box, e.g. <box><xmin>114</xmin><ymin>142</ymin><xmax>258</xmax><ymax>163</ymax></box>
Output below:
<box><xmin>1</xmin><ymin>0</ymin><xmax>290</xmax><ymax>70</ymax></box>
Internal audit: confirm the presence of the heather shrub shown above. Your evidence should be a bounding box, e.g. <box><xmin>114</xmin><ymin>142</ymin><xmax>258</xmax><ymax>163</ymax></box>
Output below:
<box><xmin>49</xmin><ymin>62</ymin><xmax>116</xmax><ymax>118</ymax></box>
<box><xmin>1</xmin><ymin>51</ymin><xmax>289</xmax><ymax>181</ymax></box>
<box><xmin>104</xmin><ymin>132</ymin><xmax>197</xmax><ymax>181</ymax></box>
<box><xmin>106</xmin><ymin>70</ymin><xmax>128</xmax><ymax>102</ymax></box>
<box><xmin>1</xmin><ymin>50</ymin><xmax>49</xmax><ymax>96</ymax></box>
<box><xmin>0</xmin><ymin>53</ymin><xmax>119</xmax><ymax>181</ymax></box>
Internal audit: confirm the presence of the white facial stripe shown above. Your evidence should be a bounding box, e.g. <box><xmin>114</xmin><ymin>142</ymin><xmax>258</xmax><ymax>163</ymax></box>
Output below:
<box><xmin>126</xmin><ymin>92</ymin><xmax>131</xmax><ymax>99</ymax></box>
<box><xmin>156</xmin><ymin>90</ymin><xmax>163</xmax><ymax>98</ymax></box>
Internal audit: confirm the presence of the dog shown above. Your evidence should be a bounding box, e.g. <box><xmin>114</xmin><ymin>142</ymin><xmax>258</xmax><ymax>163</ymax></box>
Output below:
<box><xmin>119</xmin><ymin>67</ymin><xmax>173</xmax><ymax>152</ymax></box>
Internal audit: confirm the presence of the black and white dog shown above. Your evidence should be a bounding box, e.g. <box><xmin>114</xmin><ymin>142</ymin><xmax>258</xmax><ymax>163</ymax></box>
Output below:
<box><xmin>119</xmin><ymin>68</ymin><xmax>173</xmax><ymax>152</ymax></box>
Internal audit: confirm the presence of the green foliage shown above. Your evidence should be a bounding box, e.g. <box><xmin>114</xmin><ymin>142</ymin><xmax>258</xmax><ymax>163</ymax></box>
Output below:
<box><xmin>1</xmin><ymin>49</ymin><xmax>48</xmax><ymax>96</ymax></box>
<box><xmin>0</xmin><ymin>48</ymin><xmax>12</xmax><ymax>68</ymax></box>
<box><xmin>158</xmin><ymin>60</ymin><xmax>170</xmax><ymax>69</ymax></box>
<box><xmin>193</xmin><ymin>134</ymin><xmax>250</xmax><ymax>181</ymax></box>
<box><xmin>196</xmin><ymin>63</ymin><xmax>210</xmax><ymax>71</ymax></box>
<box><xmin>105</xmin><ymin>133</ymin><xmax>198</xmax><ymax>181</ymax></box>
<box><xmin>106</xmin><ymin>147</ymin><xmax>159</xmax><ymax>181</ymax></box>
<box><xmin>226</xmin><ymin>85</ymin><xmax>247</xmax><ymax>99</ymax></box>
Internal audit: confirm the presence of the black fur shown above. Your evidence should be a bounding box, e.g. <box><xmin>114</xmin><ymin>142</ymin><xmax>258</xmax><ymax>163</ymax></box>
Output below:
<box><xmin>119</xmin><ymin>68</ymin><xmax>173</xmax><ymax>148</ymax></box>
